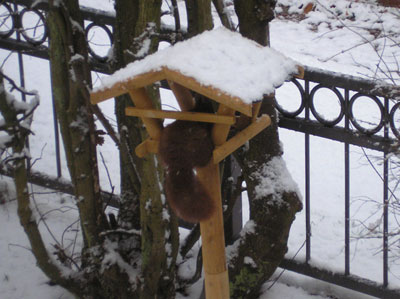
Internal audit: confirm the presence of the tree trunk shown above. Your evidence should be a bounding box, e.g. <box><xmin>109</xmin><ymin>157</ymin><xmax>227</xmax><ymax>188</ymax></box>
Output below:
<box><xmin>185</xmin><ymin>0</ymin><xmax>214</xmax><ymax>37</ymax></box>
<box><xmin>113</xmin><ymin>0</ymin><xmax>142</xmax><ymax>231</ymax></box>
<box><xmin>47</xmin><ymin>0</ymin><xmax>108</xmax><ymax>250</ymax></box>
<box><xmin>227</xmin><ymin>1</ymin><xmax>303</xmax><ymax>297</ymax></box>
<box><xmin>113</xmin><ymin>1</ymin><xmax>179</xmax><ymax>298</ymax></box>
<box><xmin>234</xmin><ymin>0</ymin><xmax>275</xmax><ymax>46</ymax></box>
<box><xmin>46</xmin><ymin>1</ymin><xmax>123</xmax><ymax>297</ymax></box>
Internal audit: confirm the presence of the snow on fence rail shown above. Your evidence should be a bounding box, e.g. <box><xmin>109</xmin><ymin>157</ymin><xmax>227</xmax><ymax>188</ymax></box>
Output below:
<box><xmin>0</xmin><ymin>1</ymin><xmax>400</xmax><ymax>298</ymax></box>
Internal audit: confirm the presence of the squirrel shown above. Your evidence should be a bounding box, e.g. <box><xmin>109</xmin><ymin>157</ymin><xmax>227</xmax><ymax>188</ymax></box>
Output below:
<box><xmin>159</xmin><ymin>97</ymin><xmax>215</xmax><ymax>223</ymax></box>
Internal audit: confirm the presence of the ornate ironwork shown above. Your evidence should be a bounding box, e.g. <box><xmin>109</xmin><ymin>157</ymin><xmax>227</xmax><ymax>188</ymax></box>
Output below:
<box><xmin>0</xmin><ymin>1</ymin><xmax>113</xmax><ymax>67</ymax></box>
<box><xmin>277</xmin><ymin>77</ymin><xmax>399</xmax><ymax>146</ymax></box>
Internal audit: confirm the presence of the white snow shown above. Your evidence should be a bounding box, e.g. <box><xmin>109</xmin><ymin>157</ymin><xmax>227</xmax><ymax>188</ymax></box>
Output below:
<box><xmin>253</xmin><ymin>156</ymin><xmax>301</xmax><ymax>202</ymax></box>
<box><xmin>102</xmin><ymin>238</ymin><xmax>140</xmax><ymax>284</ymax></box>
<box><xmin>93</xmin><ymin>27</ymin><xmax>300</xmax><ymax>103</ymax></box>
<box><xmin>70</xmin><ymin>53</ymin><xmax>84</xmax><ymax>63</ymax></box>
<box><xmin>244</xmin><ymin>256</ymin><xmax>257</xmax><ymax>268</ymax></box>
<box><xmin>226</xmin><ymin>220</ymin><xmax>257</xmax><ymax>265</ymax></box>
<box><xmin>0</xmin><ymin>133</ymin><xmax>12</xmax><ymax>149</ymax></box>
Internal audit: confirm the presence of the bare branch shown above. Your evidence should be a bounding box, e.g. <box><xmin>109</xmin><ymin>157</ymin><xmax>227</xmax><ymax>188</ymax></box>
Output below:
<box><xmin>0</xmin><ymin>71</ymin><xmax>82</xmax><ymax>295</ymax></box>
<box><xmin>2</xmin><ymin>72</ymin><xmax>38</xmax><ymax>97</ymax></box>
<box><xmin>171</xmin><ymin>0</ymin><xmax>181</xmax><ymax>31</ymax></box>
<box><xmin>91</xmin><ymin>104</ymin><xmax>120</xmax><ymax>146</ymax></box>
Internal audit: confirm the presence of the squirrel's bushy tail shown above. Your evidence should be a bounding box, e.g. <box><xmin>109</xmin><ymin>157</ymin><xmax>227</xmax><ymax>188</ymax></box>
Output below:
<box><xmin>164</xmin><ymin>166</ymin><xmax>214</xmax><ymax>223</ymax></box>
<box><xmin>159</xmin><ymin>120</ymin><xmax>215</xmax><ymax>223</ymax></box>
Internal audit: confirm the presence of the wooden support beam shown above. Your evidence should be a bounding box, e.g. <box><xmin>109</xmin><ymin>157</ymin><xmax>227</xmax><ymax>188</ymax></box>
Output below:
<box><xmin>295</xmin><ymin>65</ymin><xmax>305</xmax><ymax>79</ymax></box>
<box><xmin>135</xmin><ymin>138</ymin><xmax>159</xmax><ymax>158</ymax></box>
<box><xmin>196</xmin><ymin>103</ymin><xmax>236</xmax><ymax>299</ymax></box>
<box><xmin>125</xmin><ymin>107</ymin><xmax>235</xmax><ymax>124</ymax></box>
<box><xmin>212</xmin><ymin>105</ymin><xmax>236</xmax><ymax>146</ymax></box>
<box><xmin>168</xmin><ymin>80</ymin><xmax>195</xmax><ymax>111</ymax></box>
<box><xmin>90</xmin><ymin>70</ymin><xmax>165</xmax><ymax>104</ymax></box>
<box><xmin>197</xmin><ymin>162</ymin><xmax>230</xmax><ymax>299</ymax></box>
<box><xmin>213</xmin><ymin>114</ymin><xmax>271</xmax><ymax>164</ymax></box>
<box><xmin>252</xmin><ymin>101</ymin><xmax>262</xmax><ymax>122</ymax></box>
<box><xmin>164</xmin><ymin>67</ymin><xmax>253</xmax><ymax>117</ymax></box>
<box><xmin>128</xmin><ymin>88</ymin><xmax>163</xmax><ymax>140</ymax></box>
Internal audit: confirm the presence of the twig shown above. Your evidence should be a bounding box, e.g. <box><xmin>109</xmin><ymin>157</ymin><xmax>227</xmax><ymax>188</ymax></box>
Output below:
<box><xmin>91</xmin><ymin>104</ymin><xmax>120</xmax><ymax>146</ymax></box>
<box><xmin>38</xmin><ymin>205</ymin><xmax>78</xmax><ymax>223</ymax></box>
<box><xmin>8</xmin><ymin>243</ymin><xmax>33</xmax><ymax>253</ymax></box>
<box><xmin>0</xmin><ymin>51</ymin><xmax>13</xmax><ymax>69</ymax></box>
<box><xmin>360</xmin><ymin>147</ymin><xmax>398</xmax><ymax>201</ymax></box>
<box><xmin>266</xmin><ymin>240</ymin><xmax>306</xmax><ymax>290</ymax></box>
<box><xmin>30</xmin><ymin>186</ymin><xmax>61</xmax><ymax>247</ymax></box>
<box><xmin>2</xmin><ymin>72</ymin><xmax>37</xmax><ymax>97</ymax></box>
<box><xmin>99</xmin><ymin>151</ymin><xmax>116</xmax><ymax>211</ymax></box>
<box><xmin>61</xmin><ymin>218</ymin><xmax>80</xmax><ymax>248</ymax></box>
<box><xmin>59</xmin><ymin>218</ymin><xmax>82</xmax><ymax>271</ymax></box>
<box><xmin>30</xmin><ymin>143</ymin><xmax>46</xmax><ymax>168</ymax></box>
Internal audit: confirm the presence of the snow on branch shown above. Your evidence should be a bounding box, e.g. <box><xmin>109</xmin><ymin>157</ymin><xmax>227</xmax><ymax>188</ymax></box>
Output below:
<box><xmin>0</xmin><ymin>71</ymin><xmax>40</xmax><ymax>165</ymax></box>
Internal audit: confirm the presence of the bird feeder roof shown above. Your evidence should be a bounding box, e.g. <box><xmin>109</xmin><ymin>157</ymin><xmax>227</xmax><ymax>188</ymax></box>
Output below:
<box><xmin>91</xmin><ymin>27</ymin><xmax>302</xmax><ymax>116</ymax></box>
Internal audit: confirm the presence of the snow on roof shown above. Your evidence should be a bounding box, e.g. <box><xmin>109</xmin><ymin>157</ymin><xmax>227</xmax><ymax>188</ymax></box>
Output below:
<box><xmin>93</xmin><ymin>27</ymin><xmax>300</xmax><ymax>104</ymax></box>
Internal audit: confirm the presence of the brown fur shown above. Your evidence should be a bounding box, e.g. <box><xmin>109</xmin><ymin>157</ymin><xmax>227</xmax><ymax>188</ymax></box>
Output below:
<box><xmin>159</xmin><ymin>120</ymin><xmax>215</xmax><ymax>223</ymax></box>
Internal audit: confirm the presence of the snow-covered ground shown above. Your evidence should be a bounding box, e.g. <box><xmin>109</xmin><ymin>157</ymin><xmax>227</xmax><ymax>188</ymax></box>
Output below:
<box><xmin>1</xmin><ymin>0</ymin><xmax>399</xmax><ymax>298</ymax></box>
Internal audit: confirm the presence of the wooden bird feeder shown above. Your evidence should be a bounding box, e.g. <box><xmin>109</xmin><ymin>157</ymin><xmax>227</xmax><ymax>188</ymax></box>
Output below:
<box><xmin>90</xmin><ymin>28</ymin><xmax>303</xmax><ymax>299</ymax></box>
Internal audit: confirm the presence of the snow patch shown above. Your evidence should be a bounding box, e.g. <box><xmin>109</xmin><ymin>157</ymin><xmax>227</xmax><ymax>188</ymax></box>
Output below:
<box><xmin>0</xmin><ymin>133</ymin><xmax>12</xmax><ymax>149</ymax></box>
<box><xmin>69</xmin><ymin>18</ymin><xmax>84</xmax><ymax>34</ymax></box>
<box><xmin>70</xmin><ymin>54</ymin><xmax>84</xmax><ymax>63</ymax></box>
<box><xmin>102</xmin><ymin>239</ymin><xmax>140</xmax><ymax>284</ymax></box>
<box><xmin>162</xmin><ymin>207</ymin><xmax>170</xmax><ymax>221</ymax></box>
<box><xmin>244</xmin><ymin>256</ymin><xmax>257</xmax><ymax>268</ymax></box>
<box><xmin>253</xmin><ymin>156</ymin><xmax>301</xmax><ymax>203</ymax></box>
<box><xmin>226</xmin><ymin>220</ymin><xmax>257</xmax><ymax>264</ymax></box>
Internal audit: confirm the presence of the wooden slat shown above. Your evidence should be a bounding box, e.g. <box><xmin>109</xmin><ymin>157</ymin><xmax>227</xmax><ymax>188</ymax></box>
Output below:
<box><xmin>125</xmin><ymin>107</ymin><xmax>235</xmax><ymax>124</ymax></box>
<box><xmin>128</xmin><ymin>88</ymin><xmax>163</xmax><ymax>140</ymax></box>
<box><xmin>90</xmin><ymin>70</ymin><xmax>165</xmax><ymax>104</ymax></box>
<box><xmin>135</xmin><ymin>138</ymin><xmax>159</xmax><ymax>157</ymax></box>
<box><xmin>213</xmin><ymin>114</ymin><xmax>271</xmax><ymax>164</ymax></box>
<box><xmin>163</xmin><ymin>67</ymin><xmax>253</xmax><ymax>117</ymax></box>
<box><xmin>167</xmin><ymin>80</ymin><xmax>195</xmax><ymax>111</ymax></box>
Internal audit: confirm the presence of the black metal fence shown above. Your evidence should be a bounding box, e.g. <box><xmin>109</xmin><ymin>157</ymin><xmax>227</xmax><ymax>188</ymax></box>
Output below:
<box><xmin>278</xmin><ymin>69</ymin><xmax>400</xmax><ymax>298</ymax></box>
<box><xmin>1</xmin><ymin>1</ymin><xmax>400</xmax><ymax>298</ymax></box>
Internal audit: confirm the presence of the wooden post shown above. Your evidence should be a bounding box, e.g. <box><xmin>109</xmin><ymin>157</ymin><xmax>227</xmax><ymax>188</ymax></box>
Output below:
<box><xmin>197</xmin><ymin>162</ymin><xmax>230</xmax><ymax>299</ymax></box>
<box><xmin>197</xmin><ymin>104</ymin><xmax>235</xmax><ymax>299</ymax></box>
